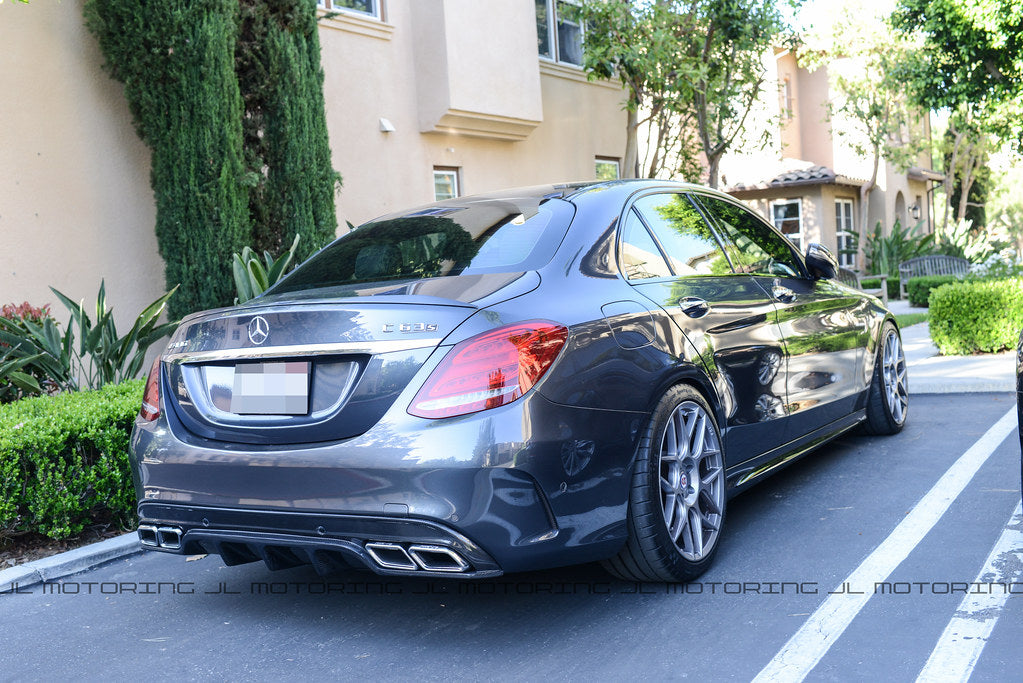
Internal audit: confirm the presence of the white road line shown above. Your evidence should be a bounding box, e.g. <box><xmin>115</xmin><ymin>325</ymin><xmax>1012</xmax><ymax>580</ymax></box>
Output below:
<box><xmin>916</xmin><ymin>501</ymin><xmax>1023</xmax><ymax>683</ymax></box>
<box><xmin>753</xmin><ymin>407</ymin><xmax>1018</xmax><ymax>683</ymax></box>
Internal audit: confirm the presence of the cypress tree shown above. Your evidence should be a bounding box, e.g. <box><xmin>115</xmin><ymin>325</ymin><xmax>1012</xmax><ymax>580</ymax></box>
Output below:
<box><xmin>237</xmin><ymin>0</ymin><xmax>340</xmax><ymax>262</ymax></box>
<box><xmin>84</xmin><ymin>0</ymin><xmax>252</xmax><ymax>319</ymax></box>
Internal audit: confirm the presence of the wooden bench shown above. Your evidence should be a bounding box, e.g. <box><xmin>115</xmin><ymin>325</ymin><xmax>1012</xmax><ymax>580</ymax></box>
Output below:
<box><xmin>897</xmin><ymin>255</ymin><xmax>969</xmax><ymax>299</ymax></box>
<box><xmin>837</xmin><ymin>267</ymin><xmax>888</xmax><ymax>305</ymax></box>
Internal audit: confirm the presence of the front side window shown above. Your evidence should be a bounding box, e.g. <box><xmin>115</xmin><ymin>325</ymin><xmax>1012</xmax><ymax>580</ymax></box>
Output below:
<box><xmin>835</xmin><ymin>198</ymin><xmax>855</xmax><ymax>268</ymax></box>
<box><xmin>697</xmin><ymin>195</ymin><xmax>802</xmax><ymax>278</ymax></box>
<box><xmin>632</xmin><ymin>194</ymin><xmax>731</xmax><ymax>277</ymax></box>
<box><xmin>318</xmin><ymin>0</ymin><xmax>381</xmax><ymax>19</ymax></box>
<box><xmin>536</xmin><ymin>0</ymin><xmax>584</xmax><ymax>66</ymax></box>
<box><xmin>770</xmin><ymin>198</ymin><xmax>803</xmax><ymax>252</ymax></box>
<box><xmin>433</xmin><ymin>167</ymin><xmax>460</xmax><ymax>201</ymax></box>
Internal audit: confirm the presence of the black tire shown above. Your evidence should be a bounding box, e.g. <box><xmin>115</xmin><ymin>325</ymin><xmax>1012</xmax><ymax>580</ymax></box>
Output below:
<box><xmin>602</xmin><ymin>384</ymin><xmax>726</xmax><ymax>582</ymax></box>
<box><xmin>863</xmin><ymin>321</ymin><xmax>908</xmax><ymax>435</ymax></box>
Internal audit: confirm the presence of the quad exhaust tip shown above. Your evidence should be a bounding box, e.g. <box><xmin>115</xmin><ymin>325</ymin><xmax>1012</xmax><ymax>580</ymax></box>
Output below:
<box><xmin>408</xmin><ymin>545</ymin><xmax>470</xmax><ymax>572</ymax></box>
<box><xmin>364</xmin><ymin>541</ymin><xmax>470</xmax><ymax>573</ymax></box>
<box><xmin>138</xmin><ymin>524</ymin><xmax>182</xmax><ymax>550</ymax></box>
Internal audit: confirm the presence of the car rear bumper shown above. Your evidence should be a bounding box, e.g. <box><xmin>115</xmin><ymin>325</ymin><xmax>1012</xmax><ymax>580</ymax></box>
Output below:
<box><xmin>130</xmin><ymin>391</ymin><xmax>645</xmax><ymax>576</ymax></box>
<box><xmin>136</xmin><ymin>503</ymin><xmax>504</xmax><ymax>578</ymax></box>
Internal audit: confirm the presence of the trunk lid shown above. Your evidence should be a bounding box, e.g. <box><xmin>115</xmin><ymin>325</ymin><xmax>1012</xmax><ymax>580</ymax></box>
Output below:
<box><xmin>161</xmin><ymin>277</ymin><xmax>526</xmax><ymax>445</ymax></box>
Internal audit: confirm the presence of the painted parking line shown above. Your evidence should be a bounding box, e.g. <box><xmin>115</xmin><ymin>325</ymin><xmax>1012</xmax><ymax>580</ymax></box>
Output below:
<box><xmin>916</xmin><ymin>501</ymin><xmax>1023</xmax><ymax>683</ymax></box>
<box><xmin>753</xmin><ymin>407</ymin><xmax>1018</xmax><ymax>683</ymax></box>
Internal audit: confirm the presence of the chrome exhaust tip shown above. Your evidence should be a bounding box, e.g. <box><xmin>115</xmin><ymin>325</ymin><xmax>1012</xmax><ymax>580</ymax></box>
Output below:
<box><xmin>156</xmin><ymin>526</ymin><xmax>182</xmax><ymax>549</ymax></box>
<box><xmin>138</xmin><ymin>525</ymin><xmax>159</xmax><ymax>547</ymax></box>
<box><xmin>364</xmin><ymin>542</ymin><xmax>417</xmax><ymax>570</ymax></box>
<box><xmin>408</xmin><ymin>545</ymin><xmax>470</xmax><ymax>573</ymax></box>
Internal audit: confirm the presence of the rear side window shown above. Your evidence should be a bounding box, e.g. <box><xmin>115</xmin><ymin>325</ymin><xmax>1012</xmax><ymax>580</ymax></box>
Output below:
<box><xmin>268</xmin><ymin>197</ymin><xmax>575</xmax><ymax>294</ymax></box>
<box><xmin>696</xmin><ymin>195</ymin><xmax>804</xmax><ymax>278</ymax></box>
<box><xmin>632</xmin><ymin>193</ymin><xmax>731</xmax><ymax>276</ymax></box>
<box><xmin>619</xmin><ymin>208</ymin><xmax>672</xmax><ymax>280</ymax></box>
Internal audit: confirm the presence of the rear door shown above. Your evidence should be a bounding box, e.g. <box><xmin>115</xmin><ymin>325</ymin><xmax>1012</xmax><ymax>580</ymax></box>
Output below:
<box><xmin>694</xmin><ymin>194</ymin><xmax>870</xmax><ymax>440</ymax></box>
<box><xmin>619</xmin><ymin>191</ymin><xmax>789</xmax><ymax>466</ymax></box>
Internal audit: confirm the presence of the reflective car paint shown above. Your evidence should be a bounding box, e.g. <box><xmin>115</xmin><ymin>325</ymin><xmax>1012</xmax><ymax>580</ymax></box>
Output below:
<box><xmin>130</xmin><ymin>179</ymin><xmax>898</xmax><ymax>578</ymax></box>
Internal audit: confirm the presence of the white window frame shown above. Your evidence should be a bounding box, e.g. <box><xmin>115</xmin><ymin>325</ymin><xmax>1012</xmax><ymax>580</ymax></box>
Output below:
<box><xmin>433</xmin><ymin>167</ymin><xmax>460</xmax><ymax>202</ymax></box>
<box><xmin>317</xmin><ymin>0</ymin><xmax>382</xmax><ymax>21</ymax></box>
<box><xmin>595</xmin><ymin>157</ymin><xmax>620</xmax><ymax>180</ymax></box>
<box><xmin>770</xmin><ymin>198</ymin><xmax>803</xmax><ymax>252</ymax></box>
<box><xmin>536</xmin><ymin>0</ymin><xmax>584</xmax><ymax>67</ymax></box>
<box><xmin>835</xmin><ymin>198</ymin><xmax>856</xmax><ymax>269</ymax></box>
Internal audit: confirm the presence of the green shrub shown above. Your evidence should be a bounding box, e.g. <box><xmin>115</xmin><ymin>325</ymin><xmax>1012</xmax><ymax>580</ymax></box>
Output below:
<box><xmin>0</xmin><ymin>282</ymin><xmax>176</xmax><ymax>394</ymax></box>
<box><xmin>929</xmin><ymin>278</ymin><xmax>1023</xmax><ymax>355</ymax></box>
<box><xmin>860</xmin><ymin>276</ymin><xmax>901</xmax><ymax>301</ymax></box>
<box><xmin>0</xmin><ymin>380</ymin><xmax>143</xmax><ymax>540</ymax></box>
<box><xmin>906</xmin><ymin>275</ymin><xmax>959</xmax><ymax>307</ymax></box>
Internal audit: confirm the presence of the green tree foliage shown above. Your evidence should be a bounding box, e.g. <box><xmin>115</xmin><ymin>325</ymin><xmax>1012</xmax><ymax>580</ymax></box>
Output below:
<box><xmin>579</xmin><ymin>0</ymin><xmax>789</xmax><ymax>186</ymax></box>
<box><xmin>891</xmin><ymin>0</ymin><xmax>1021</xmax><ymax>238</ymax></box>
<box><xmin>891</xmin><ymin>0</ymin><xmax>1023</xmax><ymax>117</ymax></box>
<box><xmin>237</xmin><ymin>1</ymin><xmax>340</xmax><ymax>262</ymax></box>
<box><xmin>85</xmin><ymin>0</ymin><xmax>341</xmax><ymax>318</ymax></box>
<box><xmin>84</xmin><ymin>0</ymin><xmax>251</xmax><ymax>320</ymax></box>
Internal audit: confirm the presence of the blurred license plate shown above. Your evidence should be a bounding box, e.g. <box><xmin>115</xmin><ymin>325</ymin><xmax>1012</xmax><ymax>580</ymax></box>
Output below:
<box><xmin>229</xmin><ymin>361</ymin><xmax>310</xmax><ymax>415</ymax></box>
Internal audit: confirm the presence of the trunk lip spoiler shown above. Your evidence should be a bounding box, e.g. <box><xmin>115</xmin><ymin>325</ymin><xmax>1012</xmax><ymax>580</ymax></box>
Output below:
<box><xmin>164</xmin><ymin>339</ymin><xmax>443</xmax><ymax>365</ymax></box>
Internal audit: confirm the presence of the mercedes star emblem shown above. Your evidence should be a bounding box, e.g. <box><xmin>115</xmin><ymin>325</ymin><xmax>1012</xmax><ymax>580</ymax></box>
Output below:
<box><xmin>247</xmin><ymin>316</ymin><xmax>270</xmax><ymax>345</ymax></box>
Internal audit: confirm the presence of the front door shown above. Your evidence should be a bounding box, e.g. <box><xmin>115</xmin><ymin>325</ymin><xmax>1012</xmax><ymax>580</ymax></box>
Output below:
<box><xmin>619</xmin><ymin>191</ymin><xmax>790</xmax><ymax>466</ymax></box>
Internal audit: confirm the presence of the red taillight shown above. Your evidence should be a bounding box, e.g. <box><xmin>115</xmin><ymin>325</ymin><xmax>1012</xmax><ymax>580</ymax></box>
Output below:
<box><xmin>139</xmin><ymin>357</ymin><xmax>161</xmax><ymax>422</ymax></box>
<box><xmin>409</xmin><ymin>321</ymin><xmax>568</xmax><ymax>419</ymax></box>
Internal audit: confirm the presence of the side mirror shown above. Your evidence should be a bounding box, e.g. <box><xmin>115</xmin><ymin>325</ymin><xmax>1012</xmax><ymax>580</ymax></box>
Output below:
<box><xmin>805</xmin><ymin>242</ymin><xmax>837</xmax><ymax>280</ymax></box>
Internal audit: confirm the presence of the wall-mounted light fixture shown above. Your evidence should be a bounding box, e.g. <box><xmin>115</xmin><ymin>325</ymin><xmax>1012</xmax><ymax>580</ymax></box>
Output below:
<box><xmin>909</xmin><ymin>203</ymin><xmax>921</xmax><ymax>220</ymax></box>
<box><xmin>379</xmin><ymin>117</ymin><xmax>396</xmax><ymax>133</ymax></box>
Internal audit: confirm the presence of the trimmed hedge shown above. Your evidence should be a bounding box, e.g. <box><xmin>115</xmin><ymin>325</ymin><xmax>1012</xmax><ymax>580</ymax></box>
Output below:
<box><xmin>906</xmin><ymin>275</ymin><xmax>959</xmax><ymax>308</ymax></box>
<box><xmin>0</xmin><ymin>380</ymin><xmax>143</xmax><ymax>540</ymax></box>
<box><xmin>929</xmin><ymin>278</ymin><xmax>1023</xmax><ymax>355</ymax></box>
<box><xmin>860</xmin><ymin>276</ymin><xmax>900</xmax><ymax>301</ymax></box>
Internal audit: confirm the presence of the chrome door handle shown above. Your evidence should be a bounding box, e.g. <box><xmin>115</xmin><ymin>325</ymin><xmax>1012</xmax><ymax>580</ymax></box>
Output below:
<box><xmin>678</xmin><ymin>296</ymin><xmax>710</xmax><ymax>318</ymax></box>
<box><xmin>772</xmin><ymin>285</ymin><xmax>796</xmax><ymax>303</ymax></box>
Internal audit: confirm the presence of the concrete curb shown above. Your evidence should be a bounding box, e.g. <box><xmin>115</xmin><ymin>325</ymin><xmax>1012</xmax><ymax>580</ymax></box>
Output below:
<box><xmin>0</xmin><ymin>532</ymin><xmax>139</xmax><ymax>592</ymax></box>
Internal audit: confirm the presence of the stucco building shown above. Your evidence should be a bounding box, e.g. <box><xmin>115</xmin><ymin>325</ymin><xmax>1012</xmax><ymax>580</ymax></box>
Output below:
<box><xmin>721</xmin><ymin>47</ymin><xmax>942</xmax><ymax>272</ymax></box>
<box><xmin>0</xmin><ymin>0</ymin><xmax>626</xmax><ymax>327</ymax></box>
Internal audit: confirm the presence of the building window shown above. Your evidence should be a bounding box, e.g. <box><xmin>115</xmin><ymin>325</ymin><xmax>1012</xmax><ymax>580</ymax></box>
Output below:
<box><xmin>771</xmin><ymin>199</ymin><xmax>803</xmax><ymax>252</ymax></box>
<box><xmin>433</xmin><ymin>167</ymin><xmax>460</xmax><ymax>201</ymax></box>
<box><xmin>835</xmin><ymin>198</ymin><xmax>856</xmax><ymax>268</ymax></box>
<box><xmin>536</xmin><ymin>0</ymin><xmax>584</xmax><ymax>66</ymax></box>
<box><xmin>780</xmin><ymin>77</ymin><xmax>794</xmax><ymax>120</ymax></box>
<box><xmin>317</xmin><ymin>0</ymin><xmax>381</xmax><ymax>20</ymax></box>
<box><xmin>595</xmin><ymin>157</ymin><xmax>619</xmax><ymax>180</ymax></box>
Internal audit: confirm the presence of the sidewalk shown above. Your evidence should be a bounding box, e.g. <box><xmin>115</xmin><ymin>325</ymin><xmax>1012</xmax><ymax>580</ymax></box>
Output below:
<box><xmin>888</xmin><ymin>299</ymin><xmax>1017</xmax><ymax>394</ymax></box>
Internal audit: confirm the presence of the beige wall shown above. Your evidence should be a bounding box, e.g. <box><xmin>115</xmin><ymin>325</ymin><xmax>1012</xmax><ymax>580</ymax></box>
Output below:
<box><xmin>321</xmin><ymin>2</ymin><xmax>626</xmax><ymax>226</ymax></box>
<box><xmin>0</xmin><ymin>0</ymin><xmax>163</xmax><ymax>331</ymax></box>
<box><xmin>1</xmin><ymin>0</ymin><xmax>627</xmax><ymax>328</ymax></box>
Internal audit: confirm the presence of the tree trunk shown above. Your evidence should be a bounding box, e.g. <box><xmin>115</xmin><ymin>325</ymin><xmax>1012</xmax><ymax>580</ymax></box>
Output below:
<box><xmin>859</xmin><ymin>145</ymin><xmax>880</xmax><ymax>273</ymax></box>
<box><xmin>623</xmin><ymin>107</ymin><xmax>640</xmax><ymax>179</ymax></box>
<box><xmin>706</xmin><ymin>152</ymin><xmax>721</xmax><ymax>189</ymax></box>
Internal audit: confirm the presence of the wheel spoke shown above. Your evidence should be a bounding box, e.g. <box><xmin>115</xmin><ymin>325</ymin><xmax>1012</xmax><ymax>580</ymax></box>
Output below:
<box><xmin>702</xmin><ymin>465</ymin><xmax>722</xmax><ymax>488</ymax></box>
<box><xmin>689</xmin><ymin>508</ymin><xmax>704</xmax><ymax>557</ymax></box>
<box><xmin>691</xmin><ymin>413</ymin><xmax>707</xmax><ymax>460</ymax></box>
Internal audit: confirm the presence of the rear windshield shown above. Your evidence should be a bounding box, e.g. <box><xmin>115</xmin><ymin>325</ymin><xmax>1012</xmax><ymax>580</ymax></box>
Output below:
<box><xmin>267</xmin><ymin>196</ymin><xmax>575</xmax><ymax>295</ymax></box>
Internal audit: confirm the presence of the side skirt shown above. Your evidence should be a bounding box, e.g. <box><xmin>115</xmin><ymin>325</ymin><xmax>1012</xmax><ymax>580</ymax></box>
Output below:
<box><xmin>724</xmin><ymin>410</ymin><xmax>866</xmax><ymax>495</ymax></box>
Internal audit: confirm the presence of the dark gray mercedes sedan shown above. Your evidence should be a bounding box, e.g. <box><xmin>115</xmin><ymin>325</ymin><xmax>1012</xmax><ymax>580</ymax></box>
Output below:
<box><xmin>130</xmin><ymin>179</ymin><xmax>908</xmax><ymax>582</ymax></box>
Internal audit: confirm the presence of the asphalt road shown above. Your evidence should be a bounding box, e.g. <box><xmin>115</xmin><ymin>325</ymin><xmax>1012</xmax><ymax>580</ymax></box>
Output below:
<box><xmin>2</xmin><ymin>394</ymin><xmax>1021</xmax><ymax>681</ymax></box>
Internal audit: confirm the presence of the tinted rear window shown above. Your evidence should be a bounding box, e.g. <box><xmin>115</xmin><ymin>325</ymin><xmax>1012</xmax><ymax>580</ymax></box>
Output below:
<box><xmin>268</xmin><ymin>197</ymin><xmax>575</xmax><ymax>295</ymax></box>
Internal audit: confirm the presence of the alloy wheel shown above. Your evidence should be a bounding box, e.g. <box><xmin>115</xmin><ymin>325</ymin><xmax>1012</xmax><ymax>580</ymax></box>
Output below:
<box><xmin>658</xmin><ymin>401</ymin><xmax>725</xmax><ymax>561</ymax></box>
<box><xmin>882</xmin><ymin>330</ymin><xmax>908</xmax><ymax>425</ymax></box>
